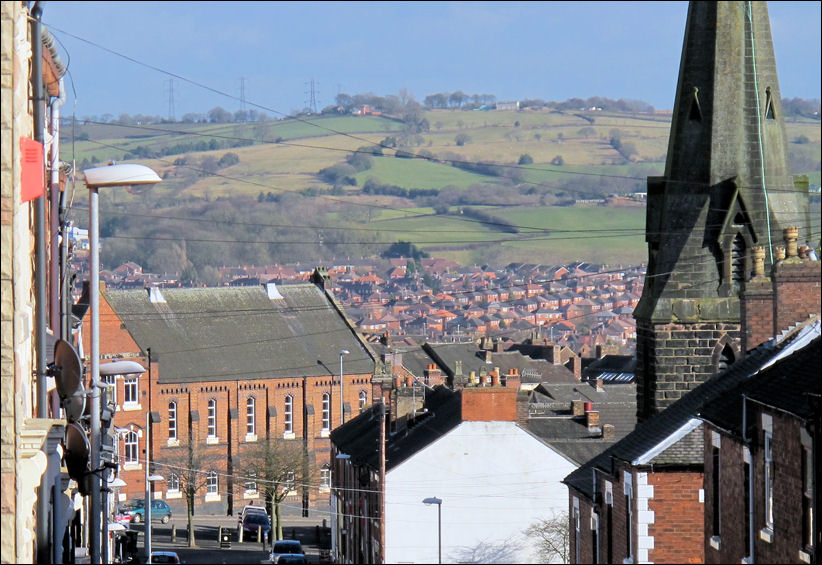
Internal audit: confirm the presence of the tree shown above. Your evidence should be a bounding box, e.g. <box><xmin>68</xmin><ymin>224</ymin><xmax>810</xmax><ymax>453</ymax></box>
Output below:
<box><xmin>235</xmin><ymin>438</ymin><xmax>315</xmax><ymax>540</ymax></box>
<box><xmin>518</xmin><ymin>154</ymin><xmax>534</xmax><ymax>165</ymax></box>
<box><xmin>157</xmin><ymin>442</ymin><xmax>215</xmax><ymax>548</ymax></box>
<box><xmin>207</xmin><ymin>106</ymin><xmax>233</xmax><ymax>123</ymax></box>
<box><xmin>524</xmin><ymin>511</ymin><xmax>569</xmax><ymax>564</ymax></box>
<box><xmin>550</xmin><ymin>155</ymin><xmax>565</xmax><ymax>166</ymax></box>
<box><xmin>455</xmin><ymin>133</ymin><xmax>471</xmax><ymax>147</ymax></box>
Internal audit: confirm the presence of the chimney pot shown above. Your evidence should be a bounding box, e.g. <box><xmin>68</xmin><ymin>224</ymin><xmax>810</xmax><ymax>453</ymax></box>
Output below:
<box><xmin>405</xmin><ymin>376</ymin><xmax>414</xmax><ymax>388</ymax></box>
<box><xmin>491</xmin><ymin>372</ymin><xmax>500</xmax><ymax>387</ymax></box>
<box><xmin>393</xmin><ymin>376</ymin><xmax>401</xmax><ymax>389</ymax></box>
<box><xmin>752</xmin><ymin>246</ymin><xmax>766</xmax><ymax>278</ymax></box>
<box><xmin>785</xmin><ymin>226</ymin><xmax>799</xmax><ymax>257</ymax></box>
<box><xmin>774</xmin><ymin>246</ymin><xmax>786</xmax><ymax>262</ymax></box>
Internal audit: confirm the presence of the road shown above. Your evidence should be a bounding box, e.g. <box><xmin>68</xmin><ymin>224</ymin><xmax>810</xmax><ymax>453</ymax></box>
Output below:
<box><xmin>123</xmin><ymin>513</ymin><xmax>328</xmax><ymax>564</ymax></box>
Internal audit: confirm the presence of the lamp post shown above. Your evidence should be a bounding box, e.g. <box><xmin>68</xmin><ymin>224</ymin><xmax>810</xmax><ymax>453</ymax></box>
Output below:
<box><xmin>144</xmin><ymin>411</ymin><xmax>162</xmax><ymax>564</ymax></box>
<box><xmin>422</xmin><ymin>497</ymin><xmax>443</xmax><ymax>564</ymax></box>
<box><xmin>339</xmin><ymin>350</ymin><xmax>350</xmax><ymax>425</ymax></box>
<box><xmin>84</xmin><ymin>163</ymin><xmax>161</xmax><ymax>564</ymax></box>
<box><xmin>99</xmin><ymin>361</ymin><xmax>145</xmax><ymax>565</ymax></box>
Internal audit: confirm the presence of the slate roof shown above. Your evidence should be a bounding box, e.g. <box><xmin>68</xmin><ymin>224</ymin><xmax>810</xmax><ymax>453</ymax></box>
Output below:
<box><xmin>564</xmin><ymin>318</ymin><xmax>820</xmax><ymax>498</ymax></box>
<box><xmin>105</xmin><ymin>284</ymin><xmax>375</xmax><ymax>384</ymax></box>
<box><xmin>699</xmin><ymin>336</ymin><xmax>821</xmax><ymax>437</ymax></box>
<box><xmin>330</xmin><ymin>385</ymin><xmax>462</xmax><ymax>471</ymax></box>
<box><xmin>526</xmin><ymin>382</ymin><xmax>637</xmax><ymax>465</ymax></box>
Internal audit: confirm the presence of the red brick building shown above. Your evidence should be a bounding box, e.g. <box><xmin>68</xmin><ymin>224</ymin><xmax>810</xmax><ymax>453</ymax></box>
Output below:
<box><xmin>84</xmin><ymin>276</ymin><xmax>376</xmax><ymax>515</ymax></box>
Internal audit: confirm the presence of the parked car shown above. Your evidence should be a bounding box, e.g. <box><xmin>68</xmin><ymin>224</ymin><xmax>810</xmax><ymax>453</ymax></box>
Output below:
<box><xmin>150</xmin><ymin>551</ymin><xmax>181</xmax><ymax>564</ymax></box>
<box><xmin>270</xmin><ymin>539</ymin><xmax>305</xmax><ymax>564</ymax></box>
<box><xmin>122</xmin><ymin>499</ymin><xmax>172</xmax><ymax>524</ymax></box>
<box><xmin>237</xmin><ymin>504</ymin><xmax>267</xmax><ymax>527</ymax></box>
<box><xmin>239</xmin><ymin>511</ymin><xmax>272</xmax><ymax>542</ymax></box>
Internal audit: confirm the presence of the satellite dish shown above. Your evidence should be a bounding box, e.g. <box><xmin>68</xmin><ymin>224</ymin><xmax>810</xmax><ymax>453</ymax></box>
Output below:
<box><xmin>52</xmin><ymin>339</ymin><xmax>83</xmax><ymax>399</ymax></box>
<box><xmin>64</xmin><ymin>383</ymin><xmax>87</xmax><ymax>423</ymax></box>
<box><xmin>64</xmin><ymin>422</ymin><xmax>91</xmax><ymax>493</ymax></box>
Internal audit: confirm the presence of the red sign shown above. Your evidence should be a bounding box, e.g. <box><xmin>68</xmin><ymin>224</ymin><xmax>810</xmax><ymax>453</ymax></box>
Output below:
<box><xmin>20</xmin><ymin>137</ymin><xmax>44</xmax><ymax>203</ymax></box>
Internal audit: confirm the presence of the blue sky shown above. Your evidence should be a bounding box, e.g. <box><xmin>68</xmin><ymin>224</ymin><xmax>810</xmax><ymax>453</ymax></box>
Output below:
<box><xmin>44</xmin><ymin>1</ymin><xmax>820</xmax><ymax>120</ymax></box>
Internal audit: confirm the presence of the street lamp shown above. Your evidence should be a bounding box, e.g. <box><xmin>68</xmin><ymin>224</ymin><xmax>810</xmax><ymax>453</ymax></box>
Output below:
<box><xmin>99</xmin><ymin>360</ymin><xmax>146</xmax><ymax>565</ymax></box>
<box><xmin>84</xmin><ymin>163</ymin><xmax>161</xmax><ymax>564</ymax></box>
<box><xmin>422</xmin><ymin>497</ymin><xmax>443</xmax><ymax>564</ymax></box>
<box><xmin>145</xmin><ymin>411</ymin><xmax>162</xmax><ymax>564</ymax></box>
<box><xmin>339</xmin><ymin>350</ymin><xmax>350</xmax><ymax>425</ymax></box>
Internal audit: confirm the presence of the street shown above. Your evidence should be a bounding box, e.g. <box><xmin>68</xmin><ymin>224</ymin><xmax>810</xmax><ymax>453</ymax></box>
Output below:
<box><xmin>125</xmin><ymin>513</ymin><xmax>327</xmax><ymax>564</ymax></box>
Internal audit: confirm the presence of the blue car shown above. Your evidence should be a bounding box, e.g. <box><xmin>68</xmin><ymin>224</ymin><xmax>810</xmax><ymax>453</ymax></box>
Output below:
<box><xmin>123</xmin><ymin>499</ymin><xmax>172</xmax><ymax>524</ymax></box>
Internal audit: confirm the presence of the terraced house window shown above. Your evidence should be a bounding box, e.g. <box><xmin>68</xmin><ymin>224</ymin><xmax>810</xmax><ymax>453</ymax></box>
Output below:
<box><xmin>284</xmin><ymin>395</ymin><xmax>293</xmax><ymax>434</ymax></box>
<box><xmin>207</xmin><ymin>471</ymin><xmax>218</xmax><ymax>495</ymax></box>
<box><xmin>168</xmin><ymin>402</ymin><xmax>177</xmax><ymax>441</ymax></box>
<box><xmin>246</xmin><ymin>397</ymin><xmax>256</xmax><ymax>436</ymax></box>
<box><xmin>167</xmin><ymin>473</ymin><xmax>180</xmax><ymax>493</ymax></box>
<box><xmin>359</xmin><ymin>391</ymin><xmax>368</xmax><ymax>413</ymax></box>
<box><xmin>207</xmin><ymin>399</ymin><xmax>217</xmax><ymax>438</ymax></box>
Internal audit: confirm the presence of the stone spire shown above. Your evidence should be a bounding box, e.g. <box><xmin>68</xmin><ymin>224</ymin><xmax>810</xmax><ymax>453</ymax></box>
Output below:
<box><xmin>634</xmin><ymin>1</ymin><xmax>810</xmax><ymax>421</ymax></box>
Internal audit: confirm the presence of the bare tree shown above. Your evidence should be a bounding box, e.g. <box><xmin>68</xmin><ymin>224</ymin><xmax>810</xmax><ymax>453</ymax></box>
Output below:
<box><xmin>524</xmin><ymin>511</ymin><xmax>570</xmax><ymax>564</ymax></box>
<box><xmin>156</xmin><ymin>442</ymin><xmax>215</xmax><ymax>548</ymax></box>
<box><xmin>235</xmin><ymin>438</ymin><xmax>316</xmax><ymax>540</ymax></box>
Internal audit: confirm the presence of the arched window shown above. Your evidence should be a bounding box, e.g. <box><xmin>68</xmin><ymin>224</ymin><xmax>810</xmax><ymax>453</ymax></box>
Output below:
<box><xmin>322</xmin><ymin>393</ymin><xmax>330</xmax><ymax>431</ymax></box>
<box><xmin>168</xmin><ymin>402</ymin><xmax>177</xmax><ymax>441</ymax></box>
<box><xmin>124</xmin><ymin>431</ymin><xmax>138</xmax><ymax>464</ymax></box>
<box><xmin>207</xmin><ymin>399</ymin><xmax>217</xmax><ymax>438</ymax></box>
<box><xmin>284</xmin><ymin>395</ymin><xmax>294</xmax><ymax>433</ymax></box>
<box><xmin>246</xmin><ymin>397</ymin><xmax>256</xmax><ymax>436</ymax></box>
<box><xmin>359</xmin><ymin>391</ymin><xmax>368</xmax><ymax>413</ymax></box>
<box><xmin>718</xmin><ymin>344</ymin><xmax>736</xmax><ymax>374</ymax></box>
<box><xmin>167</xmin><ymin>473</ymin><xmax>180</xmax><ymax>492</ymax></box>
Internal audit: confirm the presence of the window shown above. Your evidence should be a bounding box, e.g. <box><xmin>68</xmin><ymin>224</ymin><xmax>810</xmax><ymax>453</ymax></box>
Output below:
<box><xmin>743</xmin><ymin>447</ymin><xmax>752</xmax><ymax>560</ymax></box>
<box><xmin>764</xmin><ymin>432</ymin><xmax>774</xmax><ymax>530</ymax></box>
<box><xmin>124</xmin><ymin>377</ymin><xmax>138</xmax><ymax>404</ymax></box>
<box><xmin>624</xmin><ymin>472</ymin><xmax>633</xmax><ymax>563</ymax></box>
<box><xmin>285</xmin><ymin>471</ymin><xmax>295</xmax><ymax>492</ymax></box>
<box><xmin>123</xmin><ymin>431</ymin><xmax>138</xmax><ymax>464</ymax></box>
<box><xmin>712</xmin><ymin>445</ymin><xmax>721</xmax><ymax>539</ymax></box>
<box><xmin>246</xmin><ymin>397</ymin><xmax>256</xmax><ymax>436</ymax></box>
<box><xmin>320</xmin><ymin>467</ymin><xmax>331</xmax><ymax>490</ymax></box>
<box><xmin>359</xmin><ymin>391</ymin><xmax>368</xmax><ymax>413</ymax></box>
<box><xmin>591</xmin><ymin>512</ymin><xmax>600</xmax><ymax>564</ymax></box>
<box><xmin>245</xmin><ymin>472</ymin><xmax>257</xmax><ymax>494</ymax></box>
<box><xmin>321</xmin><ymin>393</ymin><xmax>330</xmax><ymax>431</ymax></box>
<box><xmin>167</xmin><ymin>473</ymin><xmax>180</xmax><ymax>492</ymax></box>
<box><xmin>207</xmin><ymin>471</ymin><xmax>218</xmax><ymax>495</ymax></box>
<box><xmin>284</xmin><ymin>395</ymin><xmax>293</xmax><ymax>434</ymax></box>
<box><xmin>207</xmin><ymin>399</ymin><xmax>217</xmax><ymax>438</ymax></box>
<box><xmin>573</xmin><ymin>498</ymin><xmax>581</xmax><ymax>564</ymax></box>
<box><xmin>802</xmin><ymin>445</ymin><xmax>813</xmax><ymax>550</ymax></box>
<box><xmin>168</xmin><ymin>402</ymin><xmax>177</xmax><ymax>441</ymax></box>
<box><xmin>102</xmin><ymin>374</ymin><xmax>117</xmax><ymax>404</ymax></box>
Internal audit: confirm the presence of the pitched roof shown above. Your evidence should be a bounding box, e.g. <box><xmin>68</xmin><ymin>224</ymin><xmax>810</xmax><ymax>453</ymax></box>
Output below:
<box><xmin>564</xmin><ymin>318</ymin><xmax>820</xmax><ymax>498</ymax></box>
<box><xmin>699</xmin><ymin>336</ymin><xmax>821</xmax><ymax>436</ymax></box>
<box><xmin>104</xmin><ymin>284</ymin><xmax>375</xmax><ymax>383</ymax></box>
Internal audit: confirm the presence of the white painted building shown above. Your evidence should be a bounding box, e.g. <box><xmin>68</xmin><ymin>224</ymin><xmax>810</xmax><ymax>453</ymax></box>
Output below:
<box><xmin>385</xmin><ymin>419</ymin><xmax>577</xmax><ymax>564</ymax></box>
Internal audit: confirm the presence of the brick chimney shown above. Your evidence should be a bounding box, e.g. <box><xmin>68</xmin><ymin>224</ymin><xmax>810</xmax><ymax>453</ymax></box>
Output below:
<box><xmin>571</xmin><ymin>399</ymin><xmax>585</xmax><ymax>417</ymax></box>
<box><xmin>565</xmin><ymin>355</ymin><xmax>581</xmax><ymax>382</ymax></box>
<box><xmin>586</xmin><ymin>408</ymin><xmax>600</xmax><ymax>431</ymax></box>
<box><xmin>460</xmin><ymin>387</ymin><xmax>517</xmax><ymax>422</ymax></box>
<box><xmin>602</xmin><ymin>424</ymin><xmax>615</xmax><ymax>441</ymax></box>
<box><xmin>424</xmin><ymin>364</ymin><xmax>442</xmax><ymax>385</ymax></box>
<box><xmin>490</xmin><ymin>371</ymin><xmax>500</xmax><ymax>387</ymax></box>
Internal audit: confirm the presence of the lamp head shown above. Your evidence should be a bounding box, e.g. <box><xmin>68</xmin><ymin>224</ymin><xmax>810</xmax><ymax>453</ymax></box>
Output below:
<box><xmin>422</xmin><ymin>497</ymin><xmax>442</xmax><ymax>506</ymax></box>
<box><xmin>83</xmin><ymin>163</ymin><xmax>161</xmax><ymax>189</ymax></box>
<box><xmin>340</xmin><ymin>349</ymin><xmax>350</xmax><ymax>356</ymax></box>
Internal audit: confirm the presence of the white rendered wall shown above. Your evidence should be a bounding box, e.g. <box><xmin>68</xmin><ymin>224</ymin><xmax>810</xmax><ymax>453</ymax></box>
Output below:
<box><xmin>384</xmin><ymin>421</ymin><xmax>576</xmax><ymax>564</ymax></box>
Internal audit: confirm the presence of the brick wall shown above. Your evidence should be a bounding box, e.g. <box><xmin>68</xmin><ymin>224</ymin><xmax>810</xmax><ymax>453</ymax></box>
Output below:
<box><xmin>637</xmin><ymin>321</ymin><xmax>742</xmax><ymax>420</ymax></box>
<box><xmin>646</xmin><ymin>470</ymin><xmax>704</xmax><ymax>563</ymax></box>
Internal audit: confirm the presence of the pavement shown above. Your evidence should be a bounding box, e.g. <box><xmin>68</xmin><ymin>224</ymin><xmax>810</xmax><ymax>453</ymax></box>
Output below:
<box><xmin>121</xmin><ymin>511</ymin><xmax>329</xmax><ymax>564</ymax></box>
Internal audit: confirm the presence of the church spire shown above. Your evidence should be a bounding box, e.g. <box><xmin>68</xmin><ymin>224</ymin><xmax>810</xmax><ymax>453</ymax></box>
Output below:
<box><xmin>634</xmin><ymin>1</ymin><xmax>810</xmax><ymax>421</ymax></box>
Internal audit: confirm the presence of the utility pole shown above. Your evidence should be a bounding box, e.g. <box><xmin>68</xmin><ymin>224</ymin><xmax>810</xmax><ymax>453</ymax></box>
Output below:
<box><xmin>165</xmin><ymin>79</ymin><xmax>175</xmax><ymax>122</ymax></box>
<box><xmin>305</xmin><ymin>78</ymin><xmax>319</xmax><ymax>113</ymax></box>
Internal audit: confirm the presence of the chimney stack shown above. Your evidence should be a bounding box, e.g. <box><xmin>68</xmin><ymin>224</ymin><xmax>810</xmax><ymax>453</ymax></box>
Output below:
<box><xmin>572</xmin><ymin>399</ymin><xmax>585</xmax><ymax>417</ymax></box>
<box><xmin>595</xmin><ymin>378</ymin><xmax>604</xmax><ymax>392</ymax></box>
<box><xmin>586</xmin><ymin>410</ymin><xmax>600</xmax><ymax>431</ymax></box>
<box><xmin>602</xmin><ymin>424</ymin><xmax>615</xmax><ymax>441</ymax></box>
